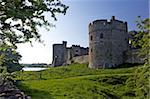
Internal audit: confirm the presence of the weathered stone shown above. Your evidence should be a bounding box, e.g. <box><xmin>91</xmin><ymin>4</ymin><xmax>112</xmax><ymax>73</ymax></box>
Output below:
<box><xmin>52</xmin><ymin>41</ymin><xmax>88</xmax><ymax>66</ymax></box>
<box><xmin>51</xmin><ymin>16</ymin><xmax>144</xmax><ymax>68</ymax></box>
<box><xmin>71</xmin><ymin>55</ymin><xmax>88</xmax><ymax>64</ymax></box>
<box><xmin>89</xmin><ymin>16</ymin><xmax>129</xmax><ymax>68</ymax></box>
<box><xmin>0</xmin><ymin>80</ymin><xmax>30</xmax><ymax>99</ymax></box>
<box><xmin>88</xmin><ymin>16</ymin><xmax>144</xmax><ymax>69</ymax></box>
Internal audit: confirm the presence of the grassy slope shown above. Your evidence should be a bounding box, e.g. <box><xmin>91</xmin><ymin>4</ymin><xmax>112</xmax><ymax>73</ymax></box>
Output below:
<box><xmin>16</xmin><ymin>63</ymin><xmax>140</xmax><ymax>99</ymax></box>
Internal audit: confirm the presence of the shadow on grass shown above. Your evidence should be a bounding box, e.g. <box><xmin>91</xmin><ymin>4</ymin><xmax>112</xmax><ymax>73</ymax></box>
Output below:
<box><xmin>16</xmin><ymin>81</ymin><xmax>55</xmax><ymax>99</ymax></box>
<box><xmin>90</xmin><ymin>85</ymin><xmax>120</xmax><ymax>99</ymax></box>
<box><xmin>111</xmin><ymin>63</ymin><xmax>143</xmax><ymax>69</ymax></box>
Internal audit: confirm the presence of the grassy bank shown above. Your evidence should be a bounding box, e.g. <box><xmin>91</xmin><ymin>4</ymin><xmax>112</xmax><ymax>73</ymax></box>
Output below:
<box><xmin>15</xmin><ymin>63</ymin><xmax>141</xmax><ymax>99</ymax></box>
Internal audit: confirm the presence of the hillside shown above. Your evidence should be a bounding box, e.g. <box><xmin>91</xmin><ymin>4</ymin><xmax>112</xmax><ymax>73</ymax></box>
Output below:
<box><xmin>15</xmin><ymin>63</ymin><xmax>143</xmax><ymax>99</ymax></box>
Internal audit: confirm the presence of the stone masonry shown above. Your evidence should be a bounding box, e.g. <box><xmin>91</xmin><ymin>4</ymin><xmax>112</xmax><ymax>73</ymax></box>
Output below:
<box><xmin>89</xmin><ymin>16</ymin><xmax>128</xmax><ymax>68</ymax></box>
<box><xmin>52</xmin><ymin>41</ymin><xmax>88</xmax><ymax>67</ymax></box>
<box><xmin>52</xmin><ymin>16</ymin><xmax>144</xmax><ymax>68</ymax></box>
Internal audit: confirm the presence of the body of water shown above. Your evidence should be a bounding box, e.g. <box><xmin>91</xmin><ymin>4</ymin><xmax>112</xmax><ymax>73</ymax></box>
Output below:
<box><xmin>22</xmin><ymin>67</ymin><xmax>48</xmax><ymax>71</ymax></box>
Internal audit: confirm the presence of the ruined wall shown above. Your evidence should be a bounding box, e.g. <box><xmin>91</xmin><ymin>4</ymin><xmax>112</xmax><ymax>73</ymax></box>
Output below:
<box><xmin>71</xmin><ymin>45</ymin><xmax>82</xmax><ymax>57</ymax></box>
<box><xmin>66</xmin><ymin>46</ymin><xmax>88</xmax><ymax>65</ymax></box>
<box><xmin>124</xmin><ymin>49</ymin><xmax>144</xmax><ymax>64</ymax></box>
<box><xmin>52</xmin><ymin>41</ymin><xmax>88</xmax><ymax>66</ymax></box>
<box><xmin>71</xmin><ymin>45</ymin><xmax>88</xmax><ymax>57</ymax></box>
<box><xmin>52</xmin><ymin>17</ymin><xmax>143</xmax><ymax>68</ymax></box>
<box><xmin>70</xmin><ymin>55</ymin><xmax>88</xmax><ymax>64</ymax></box>
<box><xmin>52</xmin><ymin>41</ymin><xmax>67</xmax><ymax>66</ymax></box>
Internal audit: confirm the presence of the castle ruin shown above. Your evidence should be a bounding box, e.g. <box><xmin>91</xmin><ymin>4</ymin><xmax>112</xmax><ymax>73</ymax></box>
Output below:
<box><xmin>89</xmin><ymin>16</ymin><xmax>128</xmax><ymax>68</ymax></box>
<box><xmin>52</xmin><ymin>41</ymin><xmax>88</xmax><ymax>67</ymax></box>
<box><xmin>52</xmin><ymin>16</ymin><xmax>144</xmax><ymax>68</ymax></box>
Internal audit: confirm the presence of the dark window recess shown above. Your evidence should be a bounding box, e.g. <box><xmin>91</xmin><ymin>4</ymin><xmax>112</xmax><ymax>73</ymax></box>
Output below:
<box><xmin>90</xmin><ymin>36</ymin><xmax>93</xmax><ymax>41</ymax></box>
<box><xmin>91</xmin><ymin>48</ymin><xmax>93</xmax><ymax>53</ymax></box>
<box><xmin>100</xmin><ymin>33</ymin><xmax>103</xmax><ymax>39</ymax></box>
<box><xmin>76</xmin><ymin>50</ymin><xmax>79</xmax><ymax>52</ymax></box>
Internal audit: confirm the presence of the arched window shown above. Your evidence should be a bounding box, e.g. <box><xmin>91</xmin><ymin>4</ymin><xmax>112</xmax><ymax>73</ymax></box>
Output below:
<box><xmin>100</xmin><ymin>33</ymin><xmax>103</xmax><ymax>39</ymax></box>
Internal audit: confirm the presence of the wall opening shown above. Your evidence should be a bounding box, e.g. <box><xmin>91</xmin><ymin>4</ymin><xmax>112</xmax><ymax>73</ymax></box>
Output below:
<box><xmin>76</xmin><ymin>50</ymin><xmax>79</xmax><ymax>52</ymax></box>
<box><xmin>100</xmin><ymin>33</ymin><xmax>103</xmax><ymax>39</ymax></box>
<box><xmin>90</xmin><ymin>35</ymin><xmax>93</xmax><ymax>41</ymax></box>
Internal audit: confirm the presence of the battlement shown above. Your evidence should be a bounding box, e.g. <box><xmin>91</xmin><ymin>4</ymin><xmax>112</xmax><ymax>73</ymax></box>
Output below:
<box><xmin>53</xmin><ymin>41</ymin><xmax>67</xmax><ymax>47</ymax></box>
<box><xmin>72</xmin><ymin>45</ymin><xmax>80</xmax><ymax>47</ymax></box>
<box><xmin>89</xmin><ymin>16</ymin><xmax>127</xmax><ymax>33</ymax></box>
<box><xmin>89</xmin><ymin>20</ymin><xmax>108</xmax><ymax>27</ymax></box>
<box><xmin>72</xmin><ymin>45</ymin><xmax>88</xmax><ymax>50</ymax></box>
<box><xmin>80</xmin><ymin>47</ymin><xmax>89</xmax><ymax>49</ymax></box>
<box><xmin>53</xmin><ymin>44</ymin><xmax>63</xmax><ymax>46</ymax></box>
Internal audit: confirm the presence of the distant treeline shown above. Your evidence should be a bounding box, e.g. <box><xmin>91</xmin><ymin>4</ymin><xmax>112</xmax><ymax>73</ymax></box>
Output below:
<box><xmin>22</xmin><ymin>63</ymin><xmax>51</xmax><ymax>67</ymax></box>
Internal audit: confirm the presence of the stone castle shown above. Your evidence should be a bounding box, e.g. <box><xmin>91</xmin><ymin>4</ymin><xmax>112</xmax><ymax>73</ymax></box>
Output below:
<box><xmin>89</xmin><ymin>16</ymin><xmax>128</xmax><ymax>68</ymax></box>
<box><xmin>52</xmin><ymin>16</ymin><xmax>144</xmax><ymax>68</ymax></box>
<box><xmin>52</xmin><ymin>41</ymin><xmax>88</xmax><ymax>66</ymax></box>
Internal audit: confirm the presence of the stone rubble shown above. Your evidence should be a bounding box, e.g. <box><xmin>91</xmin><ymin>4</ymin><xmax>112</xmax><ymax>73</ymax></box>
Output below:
<box><xmin>0</xmin><ymin>81</ymin><xmax>31</xmax><ymax>99</ymax></box>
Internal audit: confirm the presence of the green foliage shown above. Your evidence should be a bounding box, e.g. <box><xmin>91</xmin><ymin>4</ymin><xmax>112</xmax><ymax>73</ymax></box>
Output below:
<box><xmin>125</xmin><ymin>65</ymin><xmax>150</xmax><ymax>99</ymax></box>
<box><xmin>0</xmin><ymin>0</ymin><xmax>68</xmax><ymax>91</ymax></box>
<box><xmin>132</xmin><ymin>17</ymin><xmax>150</xmax><ymax>63</ymax></box>
<box><xmin>125</xmin><ymin>17</ymin><xmax>150</xmax><ymax>99</ymax></box>
<box><xmin>0</xmin><ymin>0</ymin><xmax>68</xmax><ymax>45</ymax></box>
<box><xmin>0</xmin><ymin>66</ymin><xmax>16</xmax><ymax>86</ymax></box>
<box><xmin>15</xmin><ymin>63</ymin><xmax>142</xmax><ymax>99</ymax></box>
<box><xmin>0</xmin><ymin>0</ymin><xmax>68</xmax><ymax>79</ymax></box>
<box><xmin>0</xmin><ymin>44</ymin><xmax>22</xmax><ymax>72</ymax></box>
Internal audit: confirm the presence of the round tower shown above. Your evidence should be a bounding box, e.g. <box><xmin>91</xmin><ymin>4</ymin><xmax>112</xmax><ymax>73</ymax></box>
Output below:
<box><xmin>89</xmin><ymin>19</ymin><xmax>110</xmax><ymax>68</ymax></box>
<box><xmin>89</xmin><ymin>16</ymin><xmax>128</xmax><ymax>68</ymax></box>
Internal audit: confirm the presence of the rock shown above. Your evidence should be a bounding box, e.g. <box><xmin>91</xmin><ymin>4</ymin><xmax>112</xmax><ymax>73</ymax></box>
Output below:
<box><xmin>0</xmin><ymin>81</ymin><xmax>30</xmax><ymax>99</ymax></box>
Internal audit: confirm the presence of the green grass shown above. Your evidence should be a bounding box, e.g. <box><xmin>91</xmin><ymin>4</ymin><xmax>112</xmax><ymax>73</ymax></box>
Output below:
<box><xmin>15</xmin><ymin>63</ymin><xmax>141</xmax><ymax>99</ymax></box>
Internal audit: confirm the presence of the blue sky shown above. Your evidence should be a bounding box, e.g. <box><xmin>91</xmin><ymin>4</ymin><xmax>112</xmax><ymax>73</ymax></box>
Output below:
<box><xmin>17</xmin><ymin>0</ymin><xmax>149</xmax><ymax>64</ymax></box>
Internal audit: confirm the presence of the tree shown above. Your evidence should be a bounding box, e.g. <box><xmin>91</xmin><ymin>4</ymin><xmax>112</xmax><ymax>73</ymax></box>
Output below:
<box><xmin>125</xmin><ymin>17</ymin><xmax>150</xmax><ymax>98</ymax></box>
<box><xmin>132</xmin><ymin>17</ymin><xmax>150</xmax><ymax>64</ymax></box>
<box><xmin>0</xmin><ymin>0</ymin><xmax>68</xmax><ymax>46</ymax></box>
<box><xmin>0</xmin><ymin>44</ymin><xmax>22</xmax><ymax>72</ymax></box>
<box><xmin>0</xmin><ymin>0</ymin><xmax>68</xmax><ymax>72</ymax></box>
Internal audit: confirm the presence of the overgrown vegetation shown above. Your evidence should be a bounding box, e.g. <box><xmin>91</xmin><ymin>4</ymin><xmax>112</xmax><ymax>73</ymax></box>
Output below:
<box><xmin>15</xmin><ymin>63</ymin><xmax>147</xmax><ymax>99</ymax></box>
<box><xmin>125</xmin><ymin>17</ymin><xmax>150</xmax><ymax>99</ymax></box>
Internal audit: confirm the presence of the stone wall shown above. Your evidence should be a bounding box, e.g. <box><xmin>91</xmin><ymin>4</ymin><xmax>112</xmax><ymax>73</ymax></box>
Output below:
<box><xmin>52</xmin><ymin>41</ymin><xmax>88</xmax><ymax>66</ymax></box>
<box><xmin>52</xmin><ymin>41</ymin><xmax>67</xmax><ymax>66</ymax></box>
<box><xmin>89</xmin><ymin>16</ymin><xmax>128</xmax><ymax>69</ymax></box>
<box><xmin>70</xmin><ymin>55</ymin><xmax>88</xmax><ymax>64</ymax></box>
<box><xmin>65</xmin><ymin>50</ymin><xmax>144</xmax><ymax>66</ymax></box>
<box><xmin>70</xmin><ymin>45</ymin><xmax>89</xmax><ymax>58</ymax></box>
<box><xmin>52</xmin><ymin>17</ymin><xmax>144</xmax><ymax>68</ymax></box>
<box><xmin>0</xmin><ymin>80</ymin><xmax>30</xmax><ymax>99</ymax></box>
<box><xmin>124</xmin><ymin>49</ymin><xmax>144</xmax><ymax>64</ymax></box>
